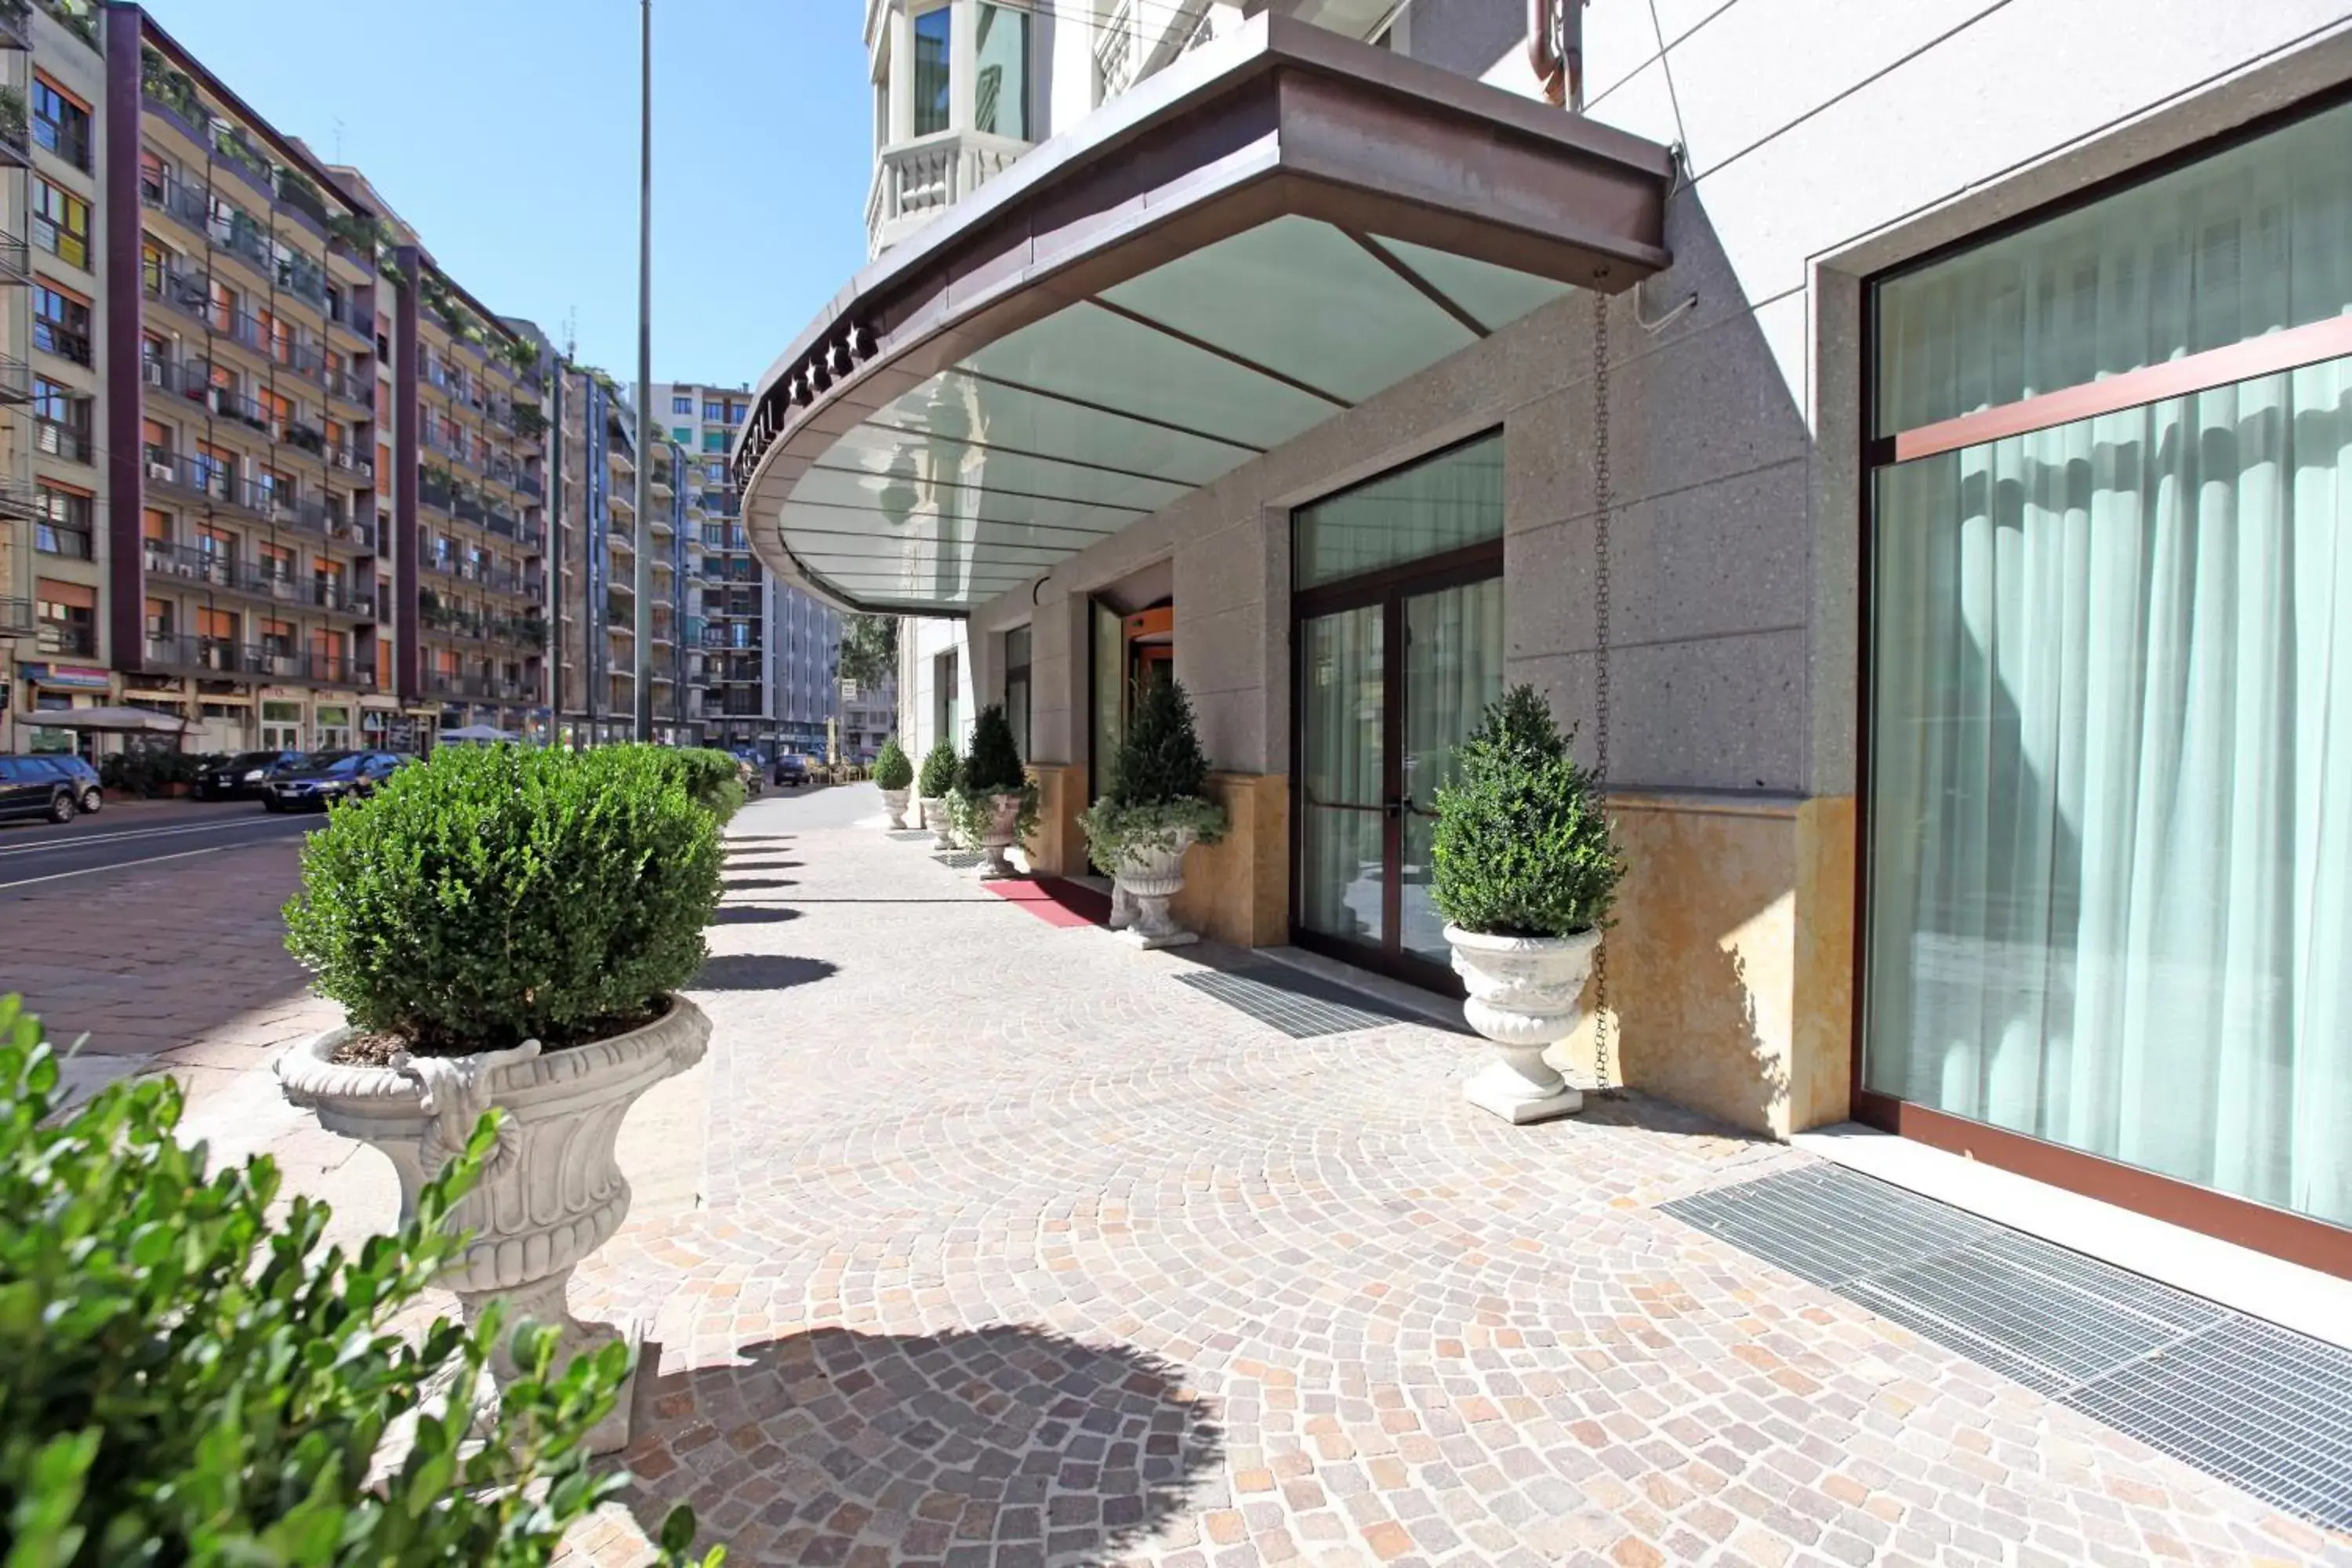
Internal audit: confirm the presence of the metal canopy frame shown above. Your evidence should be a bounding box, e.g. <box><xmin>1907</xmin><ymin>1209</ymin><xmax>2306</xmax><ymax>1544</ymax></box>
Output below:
<box><xmin>734</xmin><ymin>13</ymin><xmax>1675</xmax><ymax>615</ymax></box>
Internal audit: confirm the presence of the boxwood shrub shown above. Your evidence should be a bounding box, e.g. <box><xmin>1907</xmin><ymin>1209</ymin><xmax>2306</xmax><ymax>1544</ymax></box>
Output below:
<box><xmin>960</xmin><ymin>703</ymin><xmax>1025</xmax><ymax>795</ymax></box>
<box><xmin>284</xmin><ymin>744</ymin><xmax>723</xmax><ymax>1055</ymax></box>
<box><xmin>873</xmin><ymin>736</ymin><xmax>914</xmax><ymax>792</ymax></box>
<box><xmin>916</xmin><ymin>739</ymin><xmax>958</xmax><ymax>798</ymax></box>
<box><xmin>0</xmin><ymin>994</ymin><xmax>717</xmax><ymax>1566</ymax></box>
<box><xmin>662</xmin><ymin>746</ymin><xmax>749</xmax><ymax>823</ymax></box>
<box><xmin>1431</xmin><ymin>684</ymin><xmax>1622</xmax><ymax>938</ymax></box>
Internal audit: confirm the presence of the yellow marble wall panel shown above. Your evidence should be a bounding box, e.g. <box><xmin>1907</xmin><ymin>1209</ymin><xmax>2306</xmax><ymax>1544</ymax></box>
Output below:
<box><xmin>1023</xmin><ymin>764</ymin><xmax>1087</xmax><ymax>878</ymax></box>
<box><xmin>1170</xmin><ymin>772</ymin><xmax>1289</xmax><ymax>946</ymax></box>
<box><xmin>1792</xmin><ymin>795</ymin><xmax>1857</xmax><ymax>1132</ymax></box>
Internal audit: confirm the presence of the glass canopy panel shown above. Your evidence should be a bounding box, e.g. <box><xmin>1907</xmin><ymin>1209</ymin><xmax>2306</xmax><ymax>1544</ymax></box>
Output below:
<box><xmin>868</xmin><ymin>371</ymin><xmax>1256</xmax><ymax>488</ymax></box>
<box><xmin>815</xmin><ymin>423</ymin><xmax>1194</xmax><ymax>513</ymax></box>
<box><xmin>1100</xmin><ymin>217</ymin><xmax>1481</xmax><ymax>402</ymax></box>
<box><xmin>959</xmin><ymin>301</ymin><xmax>1336</xmax><ymax>448</ymax></box>
<box><xmin>786</xmin><ymin>464</ymin><xmax>1142</xmax><ymax>535</ymax></box>
<box><xmin>1367</xmin><ymin>235</ymin><xmax>1576</xmax><ymax>333</ymax></box>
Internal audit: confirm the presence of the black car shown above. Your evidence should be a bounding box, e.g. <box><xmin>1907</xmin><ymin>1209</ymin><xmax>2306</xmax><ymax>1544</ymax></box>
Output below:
<box><xmin>772</xmin><ymin>753</ymin><xmax>810</xmax><ymax>786</ymax></box>
<box><xmin>197</xmin><ymin>749</ymin><xmax>305</xmax><ymax>801</ymax></box>
<box><xmin>0</xmin><ymin>754</ymin><xmax>97</xmax><ymax>824</ymax></box>
<box><xmin>262</xmin><ymin>750</ymin><xmax>412</xmax><ymax>812</ymax></box>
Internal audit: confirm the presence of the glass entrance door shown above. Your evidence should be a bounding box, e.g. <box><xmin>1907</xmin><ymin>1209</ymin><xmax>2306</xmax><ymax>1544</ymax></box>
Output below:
<box><xmin>1292</xmin><ymin>432</ymin><xmax>1506</xmax><ymax>987</ymax></box>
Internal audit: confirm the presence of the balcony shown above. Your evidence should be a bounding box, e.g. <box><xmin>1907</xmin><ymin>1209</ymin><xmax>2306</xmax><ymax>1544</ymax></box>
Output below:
<box><xmin>143</xmin><ymin>633</ymin><xmax>375</xmax><ymax>689</ymax></box>
<box><xmin>327</xmin><ymin>365</ymin><xmax>376</xmax><ymax>408</ymax></box>
<box><xmin>0</xmin><ymin>475</ymin><xmax>39</xmax><ymax>520</ymax></box>
<box><xmin>33</xmin><ymin>318</ymin><xmax>89</xmax><ymax>367</ymax></box>
<box><xmin>0</xmin><ymin>91</ymin><xmax>29</xmax><ymax>168</ymax></box>
<box><xmin>0</xmin><ymin>0</ymin><xmax>31</xmax><ymax>49</ymax></box>
<box><xmin>864</xmin><ymin>129</ymin><xmax>1031</xmax><ymax>259</ymax></box>
<box><xmin>328</xmin><ymin>296</ymin><xmax>374</xmax><ymax>342</ymax></box>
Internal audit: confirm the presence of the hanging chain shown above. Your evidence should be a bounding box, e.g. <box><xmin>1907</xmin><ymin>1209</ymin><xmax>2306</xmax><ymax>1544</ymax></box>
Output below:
<box><xmin>1590</xmin><ymin>290</ymin><xmax>1615</xmax><ymax>1096</ymax></box>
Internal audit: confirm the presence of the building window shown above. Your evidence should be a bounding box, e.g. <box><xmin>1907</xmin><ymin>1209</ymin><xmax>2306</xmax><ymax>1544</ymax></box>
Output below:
<box><xmin>913</xmin><ymin>4</ymin><xmax>952</xmax><ymax>136</ymax></box>
<box><xmin>32</xmin><ymin>376</ymin><xmax>90</xmax><ymax>463</ymax></box>
<box><xmin>34</xmin><ymin>484</ymin><xmax>92</xmax><ymax>557</ymax></box>
<box><xmin>32</xmin><ymin>179</ymin><xmax>89</xmax><ymax>270</ymax></box>
<box><xmin>673</xmin><ymin>425</ymin><xmax>691</xmax><ymax>444</ymax></box>
<box><xmin>32</xmin><ymin>285</ymin><xmax>90</xmax><ymax>366</ymax></box>
<box><xmin>974</xmin><ymin>4</ymin><xmax>1029</xmax><ymax>140</ymax></box>
<box><xmin>934</xmin><ymin>647</ymin><xmax>960</xmax><ymax>748</ymax></box>
<box><xmin>1004</xmin><ymin>625</ymin><xmax>1031</xmax><ymax>761</ymax></box>
<box><xmin>671</xmin><ymin>394</ymin><xmax>692</xmax><ymax>414</ymax></box>
<box><xmin>31</xmin><ymin>78</ymin><xmax>90</xmax><ymax>171</ymax></box>
<box><xmin>1862</xmin><ymin>96</ymin><xmax>2352</xmax><ymax>1232</ymax></box>
<box><xmin>702</xmin><ymin>430</ymin><xmax>726</xmax><ymax>452</ymax></box>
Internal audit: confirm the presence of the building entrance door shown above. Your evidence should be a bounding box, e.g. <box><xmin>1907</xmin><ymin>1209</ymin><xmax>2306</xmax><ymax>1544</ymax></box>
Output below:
<box><xmin>1290</xmin><ymin>433</ymin><xmax>1505</xmax><ymax>991</ymax></box>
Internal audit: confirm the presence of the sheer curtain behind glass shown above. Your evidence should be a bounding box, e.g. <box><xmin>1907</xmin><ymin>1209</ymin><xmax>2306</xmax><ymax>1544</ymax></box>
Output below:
<box><xmin>1299</xmin><ymin>607</ymin><xmax>1384</xmax><ymax>942</ymax></box>
<box><xmin>1400</xmin><ymin>579</ymin><xmax>1502</xmax><ymax>960</ymax></box>
<box><xmin>1296</xmin><ymin>434</ymin><xmax>1502</xmax><ymax>587</ymax></box>
<box><xmin>1867</xmin><ymin>357</ymin><xmax>2352</xmax><ymax>1228</ymax></box>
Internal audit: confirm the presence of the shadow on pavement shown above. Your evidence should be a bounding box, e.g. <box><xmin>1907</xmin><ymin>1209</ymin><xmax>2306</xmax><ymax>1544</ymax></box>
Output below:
<box><xmin>723</xmin><ymin>858</ymin><xmax>804</xmax><ymax>873</ymax></box>
<box><xmin>691</xmin><ymin>954</ymin><xmax>837</xmax><ymax>991</ymax></box>
<box><xmin>724</xmin><ymin>836</ymin><xmax>795</xmax><ymax>845</ymax></box>
<box><xmin>707</xmin><ymin>905</ymin><xmax>803</xmax><ymax>926</ymax></box>
<box><xmin>619</xmin><ymin>1325</ymin><xmax>1222</xmax><ymax>1566</ymax></box>
<box><xmin>723</xmin><ymin>877</ymin><xmax>798</xmax><ymax>891</ymax></box>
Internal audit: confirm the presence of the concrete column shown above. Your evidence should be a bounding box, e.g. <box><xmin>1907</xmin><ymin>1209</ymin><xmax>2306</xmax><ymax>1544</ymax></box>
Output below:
<box><xmin>949</xmin><ymin>0</ymin><xmax>978</xmax><ymax>132</ymax></box>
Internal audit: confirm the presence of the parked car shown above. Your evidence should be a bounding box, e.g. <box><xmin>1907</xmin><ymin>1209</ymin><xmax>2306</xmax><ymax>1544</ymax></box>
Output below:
<box><xmin>772</xmin><ymin>753</ymin><xmax>810</xmax><ymax>787</ymax></box>
<box><xmin>261</xmin><ymin>750</ymin><xmax>413</xmax><ymax>812</ymax></box>
<box><xmin>0</xmin><ymin>754</ymin><xmax>93</xmax><ymax>824</ymax></box>
<box><xmin>196</xmin><ymin>750</ymin><xmax>306</xmax><ymax>801</ymax></box>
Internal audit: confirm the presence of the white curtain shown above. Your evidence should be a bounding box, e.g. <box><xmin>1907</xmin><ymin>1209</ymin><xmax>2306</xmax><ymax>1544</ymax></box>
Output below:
<box><xmin>1295</xmin><ymin>433</ymin><xmax>1503</xmax><ymax>589</ymax></box>
<box><xmin>1299</xmin><ymin>604</ymin><xmax>1385</xmax><ymax>942</ymax></box>
<box><xmin>1400</xmin><ymin>578</ymin><xmax>1503</xmax><ymax>961</ymax></box>
<box><xmin>1867</xmin><ymin>356</ymin><xmax>2352</xmax><ymax>1227</ymax></box>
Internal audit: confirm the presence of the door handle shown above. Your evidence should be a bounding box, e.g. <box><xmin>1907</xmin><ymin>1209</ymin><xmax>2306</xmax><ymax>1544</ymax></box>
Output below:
<box><xmin>1384</xmin><ymin>796</ymin><xmax>1408</xmax><ymax>818</ymax></box>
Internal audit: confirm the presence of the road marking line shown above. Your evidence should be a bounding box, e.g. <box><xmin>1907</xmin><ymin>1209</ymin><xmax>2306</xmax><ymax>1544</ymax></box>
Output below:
<box><xmin>0</xmin><ymin>817</ymin><xmax>292</xmax><ymax>858</ymax></box>
<box><xmin>0</xmin><ymin>844</ymin><xmax>225</xmax><ymax>890</ymax></box>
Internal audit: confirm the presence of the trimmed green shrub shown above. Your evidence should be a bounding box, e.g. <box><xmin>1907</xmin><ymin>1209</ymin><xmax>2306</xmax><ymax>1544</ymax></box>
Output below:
<box><xmin>1431</xmin><ymin>684</ymin><xmax>1622</xmax><ymax>938</ymax></box>
<box><xmin>0</xmin><ymin>993</ymin><xmax>720</xmax><ymax>1567</ymax></box>
<box><xmin>1109</xmin><ymin>679</ymin><xmax>1210</xmax><ymax>807</ymax></box>
<box><xmin>1078</xmin><ymin>678</ymin><xmax>1228</xmax><ymax>865</ymax></box>
<box><xmin>917</xmin><ymin>739</ymin><xmax>959</xmax><ymax>798</ymax></box>
<box><xmin>960</xmin><ymin>703</ymin><xmax>1025</xmax><ymax>795</ymax></box>
<box><xmin>873</xmin><ymin>736</ymin><xmax>914</xmax><ymax>792</ymax></box>
<box><xmin>660</xmin><ymin>746</ymin><xmax>748</xmax><ymax>822</ymax></box>
<box><xmin>284</xmin><ymin>744</ymin><xmax>723</xmax><ymax>1056</ymax></box>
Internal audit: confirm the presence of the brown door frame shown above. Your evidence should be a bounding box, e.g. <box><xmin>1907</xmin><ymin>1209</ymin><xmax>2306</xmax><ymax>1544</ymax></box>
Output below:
<box><xmin>1853</xmin><ymin>92</ymin><xmax>2352</xmax><ymax>1279</ymax></box>
<box><xmin>1290</xmin><ymin>538</ymin><xmax>1502</xmax><ymax>995</ymax></box>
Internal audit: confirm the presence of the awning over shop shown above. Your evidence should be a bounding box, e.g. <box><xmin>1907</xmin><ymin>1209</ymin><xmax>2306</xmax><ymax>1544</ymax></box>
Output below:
<box><xmin>735</xmin><ymin>14</ymin><xmax>1674</xmax><ymax>615</ymax></box>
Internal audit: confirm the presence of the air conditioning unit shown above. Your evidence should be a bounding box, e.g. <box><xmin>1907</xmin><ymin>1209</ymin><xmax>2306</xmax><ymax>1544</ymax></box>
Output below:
<box><xmin>142</xmin><ymin>360</ymin><xmax>166</xmax><ymax>388</ymax></box>
<box><xmin>147</xmin><ymin>459</ymin><xmax>174</xmax><ymax>481</ymax></box>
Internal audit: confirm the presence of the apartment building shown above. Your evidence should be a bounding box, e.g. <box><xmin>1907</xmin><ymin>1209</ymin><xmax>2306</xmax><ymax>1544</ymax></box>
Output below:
<box><xmin>0</xmin><ymin>5</ymin><xmax>557</xmax><ymax>756</ymax></box>
<box><xmin>737</xmin><ymin>0</ymin><xmax>2352</xmax><ymax>1276</ymax></box>
<box><xmin>0</xmin><ymin>0</ymin><xmax>100</xmax><ymax>751</ymax></box>
<box><xmin>657</xmin><ymin>380</ymin><xmax>771</xmax><ymax>751</ymax></box>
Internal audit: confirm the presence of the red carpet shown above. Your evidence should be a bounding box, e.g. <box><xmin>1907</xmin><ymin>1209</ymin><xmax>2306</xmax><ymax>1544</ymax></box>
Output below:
<box><xmin>986</xmin><ymin>877</ymin><xmax>1112</xmax><ymax>928</ymax></box>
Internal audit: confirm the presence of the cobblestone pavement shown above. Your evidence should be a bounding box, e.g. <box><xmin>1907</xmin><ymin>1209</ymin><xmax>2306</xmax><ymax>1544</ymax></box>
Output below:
<box><xmin>563</xmin><ymin>789</ymin><xmax>2352</xmax><ymax>1568</ymax></box>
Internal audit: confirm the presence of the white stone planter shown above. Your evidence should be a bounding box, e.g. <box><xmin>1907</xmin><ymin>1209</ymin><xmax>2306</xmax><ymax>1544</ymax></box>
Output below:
<box><xmin>919</xmin><ymin>795</ymin><xmax>950</xmax><ymax>845</ymax></box>
<box><xmin>880</xmin><ymin>786</ymin><xmax>910</xmax><ymax>829</ymax></box>
<box><xmin>1443</xmin><ymin>925</ymin><xmax>1599</xmax><ymax>1124</ymax></box>
<box><xmin>975</xmin><ymin>790</ymin><xmax>1025</xmax><ymax>878</ymax></box>
<box><xmin>1109</xmin><ymin>830</ymin><xmax>1198</xmax><ymax>949</ymax></box>
<box><xmin>276</xmin><ymin>995</ymin><xmax>712</xmax><ymax>1453</ymax></box>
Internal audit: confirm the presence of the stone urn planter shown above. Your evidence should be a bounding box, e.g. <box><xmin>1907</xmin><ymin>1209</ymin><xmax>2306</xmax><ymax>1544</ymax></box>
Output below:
<box><xmin>276</xmin><ymin>995</ymin><xmax>713</xmax><ymax>1454</ymax></box>
<box><xmin>920</xmin><ymin>795</ymin><xmax>952</xmax><ymax>846</ymax></box>
<box><xmin>880</xmin><ymin>786</ymin><xmax>911</xmax><ymax>829</ymax></box>
<box><xmin>975</xmin><ymin>790</ymin><xmax>1025</xmax><ymax>878</ymax></box>
<box><xmin>1443</xmin><ymin>925</ymin><xmax>1599</xmax><ymax>1123</ymax></box>
<box><xmin>1108</xmin><ymin>831</ymin><xmax>1199</xmax><ymax>949</ymax></box>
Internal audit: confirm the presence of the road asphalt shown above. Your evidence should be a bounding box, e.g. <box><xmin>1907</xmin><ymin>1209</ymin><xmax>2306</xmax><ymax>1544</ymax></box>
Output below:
<box><xmin>0</xmin><ymin>803</ymin><xmax>314</xmax><ymax>896</ymax></box>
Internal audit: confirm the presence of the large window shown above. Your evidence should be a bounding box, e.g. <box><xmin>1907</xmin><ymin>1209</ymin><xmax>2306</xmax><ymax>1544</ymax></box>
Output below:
<box><xmin>32</xmin><ymin>180</ymin><xmax>89</xmax><ymax>270</ymax></box>
<box><xmin>1004</xmin><ymin>625</ymin><xmax>1031</xmax><ymax>761</ymax></box>
<box><xmin>34</xmin><ymin>484</ymin><xmax>92</xmax><ymax>558</ymax></box>
<box><xmin>33</xmin><ymin>285</ymin><xmax>90</xmax><ymax>366</ymax></box>
<box><xmin>974</xmin><ymin>4</ymin><xmax>1029</xmax><ymax>140</ymax></box>
<box><xmin>913</xmin><ymin>5</ymin><xmax>952</xmax><ymax>136</ymax></box>
<box><xmin>1864</xmin><ymin>99</ymin><xmax>2352</xmax><ymax>1232</ymax></box>
<box><xmin>31</xmin><ymin>78</ymin><xmax>89</xmax><ymax>170</ymax></box>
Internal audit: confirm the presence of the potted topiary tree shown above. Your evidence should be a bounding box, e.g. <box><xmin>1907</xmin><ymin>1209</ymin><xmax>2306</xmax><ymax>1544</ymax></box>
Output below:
<box><xmin>1432</xmin><ymin>684</ymin><xmax>1624</xmax><ymax>1124</ymax></box>
<box><xmin>277</xmin><ymin>744</ymin><xmax>724</xmax><ymax>1452</ymax></box>
<box><xmin>1077</xmin><ymin>679</ymin><xmax>1227</xmax><ymax>949</ymax></box>
<box><xmin>873</xmin><ymin>735</ymin><xmax>914</xmax><ymax>829</ymax></box>
<box><xmin>957</xmin><ymin>702</ymin><xmax>1036</xmax><ymax>879</ymax></box>
<box><xmin>917</xmin><ymin>738</ymin><xmax>959</xmax><ymax>846</ymax></box>
<box><xmin>0</xmin><ymin>994</ymin><xmax>718</xmax><ymax>1565</ymax></box>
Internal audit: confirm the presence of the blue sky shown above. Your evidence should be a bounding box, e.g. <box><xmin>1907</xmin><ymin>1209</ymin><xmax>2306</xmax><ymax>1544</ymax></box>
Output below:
<box><xmin>143</xmin><ymin>0</ymin><xmax>873</xmax><ymax>394</ymax></box>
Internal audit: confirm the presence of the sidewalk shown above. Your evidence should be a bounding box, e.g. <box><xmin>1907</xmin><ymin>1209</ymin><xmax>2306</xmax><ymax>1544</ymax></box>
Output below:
<box><xmin>550</xmin><ymin>789</ymin><xmax>2347</xmax><ymax>1568</ymax></box>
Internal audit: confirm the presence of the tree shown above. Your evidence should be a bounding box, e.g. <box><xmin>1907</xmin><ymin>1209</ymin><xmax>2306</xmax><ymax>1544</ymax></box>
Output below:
<box><xmin>837</xmin><ymin>615</ymin><xmax>897</xmax><ymax>691</ymax></box>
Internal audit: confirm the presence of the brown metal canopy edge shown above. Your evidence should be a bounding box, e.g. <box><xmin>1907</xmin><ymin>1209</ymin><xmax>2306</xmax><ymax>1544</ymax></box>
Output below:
<box><xmin>735</xmin><ymin>12</ymin><xmax>1677</xmax><ymax>614</ymax></box>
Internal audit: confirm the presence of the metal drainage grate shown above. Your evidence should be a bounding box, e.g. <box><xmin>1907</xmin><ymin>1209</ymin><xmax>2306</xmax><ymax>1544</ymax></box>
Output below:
<box><xmin>931</xmin><ymin>851</ymin><xmax>988</xmax><ymax>869</ymax></box>
<box><xmin>888</xmin><ymin>829</ymin><xmax>938</xmax><ymax>842</ymax></box>
<box><xmin>1172</xmin><ymin>969</ymin><xmax>1405</xmax><ymax>1040</ymax></box>
<box><xmin>1662</xmin><ymin>1166</ymin><xmax>2352</xmax><ymax>1530</ymax></box>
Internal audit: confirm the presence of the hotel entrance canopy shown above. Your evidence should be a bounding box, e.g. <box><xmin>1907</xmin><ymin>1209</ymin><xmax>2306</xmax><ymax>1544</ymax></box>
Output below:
<box><xmin>733</xmin><ymin>15</ymin><xmax>1675</xmax><ymax>615</ymax></box>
